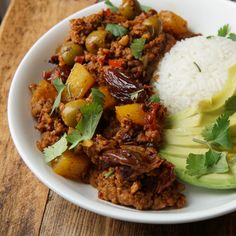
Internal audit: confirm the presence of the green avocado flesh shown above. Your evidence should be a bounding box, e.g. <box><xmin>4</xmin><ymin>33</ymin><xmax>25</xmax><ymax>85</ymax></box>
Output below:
<box><xmin>161</xmin><ymin>64</ymin><xmax>236</xmax><ymax>189</ymax></box>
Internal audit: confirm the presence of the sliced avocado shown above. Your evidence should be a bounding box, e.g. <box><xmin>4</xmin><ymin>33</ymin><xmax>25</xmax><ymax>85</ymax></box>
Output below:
<box><xmin>165</xmin><ymin>127</ymin><xmax>203</xmax><ymax>137</ymax></box>
<box><xmin>168</xmin><ymin>107</ymin><xmax>198</xmax><ymax>123</ymax></box>
<box><xmin>161</xmin><ymin>154</ymin><xmax>236</xmax><ymax>189</ymax></box>
<box><xmin>197</xmin><ymin>63</ymin><xmax>236</xmax><ymax>113</ymax></box>
<box><xmin>170</xmin><ymin>113</ymin><xmax>219</xmax><ymax>129</ymax></box>
<box><xmin>160</xmin><ymin>145</ymin><xmax>208</xmax><ymax>158</ymax></box>
<box><xmin>164</xmin><ymin>134</ymin><xmax>204</xmax><ymax>147</ymax></box>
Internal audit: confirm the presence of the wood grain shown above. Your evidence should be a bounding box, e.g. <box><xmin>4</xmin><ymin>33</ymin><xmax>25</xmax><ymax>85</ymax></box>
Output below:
<box><xmin>1</xmin><ymin>0</ymin><xmax>236</xmax><ymax>235</ymax></box>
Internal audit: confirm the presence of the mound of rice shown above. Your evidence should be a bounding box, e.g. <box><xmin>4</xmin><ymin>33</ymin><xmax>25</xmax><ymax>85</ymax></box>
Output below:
<box><xmin>154</xmin><ymin>36</ymin><xmax>236</xmax><ymax>113</ymax></box>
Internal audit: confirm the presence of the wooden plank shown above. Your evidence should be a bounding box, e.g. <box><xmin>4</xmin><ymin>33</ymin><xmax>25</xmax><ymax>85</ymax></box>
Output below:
<box><xmin>39</xmin><ymin>192</ymin><xmax>236</xmax><ymax>236</ymax></box>
<box><xmin>0</xmin><ymin>0</ymin><xmax>95</xmax><ymax>235</ymax></box>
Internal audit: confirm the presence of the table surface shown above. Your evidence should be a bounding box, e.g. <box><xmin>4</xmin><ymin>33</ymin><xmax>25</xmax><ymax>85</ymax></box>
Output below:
<box><xmin>1</xmin><ymin>0</ymin><xmax>236</xmax><ymax>235</ymax></box>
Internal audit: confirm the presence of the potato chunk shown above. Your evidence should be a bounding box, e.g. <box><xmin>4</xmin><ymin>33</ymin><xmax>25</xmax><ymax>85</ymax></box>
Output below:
<box><xmin>31</xmin><ymin>79</ymin><xmax>57</xmax><ymax>104</ymax></box>
<box><xmin>62</xmin><ymin>63</ymin><xmax>95</xmax><ymax>102</ymax></box>
<box><xmin>52</xmin><ymin>150</ymin><xmax>90</xmax><ymax>180</ymax></box>
<box><xmin>115</xmin><ymin>103</ymin><xmax>145</xmax><ymax>125</ymax></box>
<box><xmin>99</xmin><ymin>86</ymin><xmax>116</xmax><ymax>109</ymax></box>
<box><xmin>159</xmin><ymin>10</ymin><xmax>188</xmax><ymax>36</ymax></box>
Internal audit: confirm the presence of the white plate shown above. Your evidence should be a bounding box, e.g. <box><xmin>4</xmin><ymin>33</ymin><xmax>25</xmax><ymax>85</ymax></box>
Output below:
<box><xmin>8</xmin><ymin>0</ymin><xmax>236</xmax><ymax>224</ymax></box>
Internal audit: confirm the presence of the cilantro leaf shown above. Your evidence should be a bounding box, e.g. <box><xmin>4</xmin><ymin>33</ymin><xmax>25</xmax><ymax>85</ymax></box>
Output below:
<box><xmin>50</xmin><ymin>78</ymin><xmax>66</xmax><ymax>115</ymax></box>
<box><xmin>141</xmin><ymin>5</ymin><xmax>152</xmax><ymax>12</ymax></box>
<box><xmin>91</xmin><ymin>88</ymin><xmax>105</xmax><ymax>106</ymax></box>
<box><xmin>225</xmin><ymin>95</ymin><xmax>236</xmax><ymax>115</ymax></box>
<box><xmin>66</xmin><ymin>130</ymin><xmax>82</xmax><ymax>149</ymax></box>
<box><xmin>228</xmin><ymin>33</ymin><xmax>236</xmax><ymax>41</ymax></box>
<box><xmin>43</xmin><ymin>134</ymin><xmax>68</xmax><ymax>163</ymax></box>
<box><xmin>186</xmin><ymin>149</ymin><xmax>228</xmax><ymax>177</ymax></box>
<box><xmin>130</xmin><ymin>38</ymin><xmax>146</xmax><ymax>59</ymax></box>
<box><xmin>104</xmin><ymin>169</ymin><xmax>114</xmax><ymax>178</ymax></box>
<box><xmin>104</xmin><ymin>0</ymin><xmax>118</xmax><ymax>12</ymax></box>
<box><xmin>105</xmin><ymin>23</ymin><xmax>128</xmax><ymax>37</ymax></box>
<box><xmin>67</xmin><ymin>89</ymin><xmax>104</xmax><ymax>149</ymax></box>
<box><xmin>149</xmin><ymin>94</ymin><xmax>160</xmax><ymax>103</ymax></box>
<box><xmin>202</xmin><ymin>113</ymin><xmax>232</xmax><ymax>148</ymax></box>
<box><xmin>218</xmin><ymin>24</ymin><xmax>230</xmax><ymax>37</ymax></box>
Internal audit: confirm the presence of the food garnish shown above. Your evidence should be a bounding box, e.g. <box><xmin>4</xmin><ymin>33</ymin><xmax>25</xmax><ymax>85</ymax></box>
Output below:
<box><xmin>217</xmin><ymin>24</ymin><xmax>236</xmax><ymax>41</ymax></box>
<box><xmin>141</xmin><ymin>5</ymin><xmax>152</xmax><ymax>12</ymax></box>
<box><xmin>228</xmin><ymin>33</ymin><xmax>236</xmax><ymax>41</ymax></box>
<box><xmin>149</xmin><ymin>94</ymin><xmax>160</xmax><ymax>103</ymax></box>
<box><xmin>67</xmin><ymin>88</ymin><xmax>105</xmax><ymax>149</ymax></box>
<box><xmin>225</xmin><ymin>95</ymin><xmax>236</xmax><ymax>115</ymax></box>
<box><xmin>104</xmin><ymin>169</ymin><xmax>114</xmax><ymax>178</ymax></box>
<box><xmin>130</xmin><ymin>38</ymin><xmax>146</xmax><ymax>59</ymax></box>
<box><xmin>43</xmin><ymin>134</ymin><xmax>68</xmax><ymax>163</ymax></box>
<box><xmin>193</xmin><ymin>61</ymin><xmax>201</xmax><ymax>72</ymax></box>
<box><xmin>50</xmin><ymin>78</ymin><xmax>66</xmax><ymax>115</ymax></box>
<box><xmin>104</xmin><ymin>0</ymin><xmax>118</xmax><ymax>12</ymax></box>
<box><xmin>218</xmin><ymin>24</ymin><xmax>230</xmax><ymax>37</ymax></box>
<box><xmin>105</xmin><ymin>23</ymin><xmax>128</xmax><ymax>37</ymax></box>
<box><xmin>186</xmin><ymin>150</ymin><xmax>228</xmax><ymax>177</ymax></box>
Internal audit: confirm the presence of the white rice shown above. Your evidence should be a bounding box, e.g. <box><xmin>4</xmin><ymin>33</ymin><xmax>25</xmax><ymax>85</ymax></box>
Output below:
<box><xmin>153</xmin><ymin>36</ymin><xmax>236</xmax><ymax>114</ymax></box>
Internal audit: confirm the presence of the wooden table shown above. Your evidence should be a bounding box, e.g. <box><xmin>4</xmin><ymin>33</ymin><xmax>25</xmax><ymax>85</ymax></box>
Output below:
<box><xmin>1</xmin><ymin>0</ymin><xmax>236</xmax><ymax>235</ymax></box>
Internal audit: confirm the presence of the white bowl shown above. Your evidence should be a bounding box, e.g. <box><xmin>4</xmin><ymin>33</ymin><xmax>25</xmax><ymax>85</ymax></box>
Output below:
<box><xmin>8</xmin><ymin>0</ymin><xmax>236</xmax><ymax>224</ymax></box>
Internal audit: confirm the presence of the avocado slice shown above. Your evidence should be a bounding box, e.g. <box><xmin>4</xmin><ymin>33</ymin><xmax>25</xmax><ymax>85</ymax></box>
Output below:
<box><xmin>197</xmin><ymin>64</ymin><xmax>236</xmax><ymax>113</ymax></box>
<box><xmin>161</xmin><ymin>154</ymin><xmax>236</xmax><ymax>189</ymax></box>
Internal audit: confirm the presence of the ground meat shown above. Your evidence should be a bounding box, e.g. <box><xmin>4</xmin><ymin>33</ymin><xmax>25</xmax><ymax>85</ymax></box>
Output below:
<box><xmin>43</xmin><ymin>65</ymin><xmax>71</xmax><ymax>83</ymax></box>
<box><xmin>31</xmin><ymin>98</ymin><xmax>53</xmax><ymax>119</ymax></box>
<box><xmin>97</xmin><ymin>166</ymin><xmax>185</xmax><ymax>210</ymax></box>
<box><xmin>30</xmin><ymin>4</ymin><xmax>193</xmax><ymax>211</ymax></box>
<box><xmin>102</xmin><ymin>9</ymin><xmax>127</xmax><ymax>25</ymax></box>
<box><xmin>70</xmin><ymin>13</ymin><xmax>103</xmax><ymax>45</ymax></box>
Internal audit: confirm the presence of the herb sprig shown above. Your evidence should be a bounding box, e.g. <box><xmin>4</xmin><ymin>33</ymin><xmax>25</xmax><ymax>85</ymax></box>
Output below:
<box><xmin>186</xmin><ymin>95</ymin><xmax>236</xmax><ymax>176</ymax></box>
<box><xmin>43</xmin><ymin>134</ymin><xmax>68</xmax><ymax>163</ymax></box>
<box><xmin>217</xmin><ymin>24</ymin><xmax>236</xmax><ymax>41</ymax></box>
<box><xmin>149</xmin><ymin>94</ymin><xmax>160</xmax><ymax>103</ymax></box>
<box><xmin>130</xmin><ymin>38</ymin><xmax>146</xmax><ymax>59</ymax></box>
<box><xmin>104</xmin><ymin>0</ymin><xmax>118</xmax><ymax>12</ymax></box>
<box><xmin>50</xmin><ymin>78</ymin><xmax>66</xmax><ymax>115</ymax></box>
<box><xmin>67</xmin><ymin>88</ymin><xmax>105</xmax><ymax>149</ymax></box>
<box><xmin>105</xmin><ymin>23</ymin><xmax>128</xmax><ymax>37</ymax></box>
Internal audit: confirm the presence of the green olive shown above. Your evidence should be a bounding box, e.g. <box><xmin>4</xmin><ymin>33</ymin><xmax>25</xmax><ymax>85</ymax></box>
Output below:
<box><xmin>119</xmin><ymin>0</ymin><xmax>142</xmax><ymax>20</ymax></box>
<box><xmin>85</xmin><ymin>30</ymin><xmax>108</xmax><ymax>54</ymax></box>
<box><xmin>60</xmin><ymin>42</ymin><xmax>84</xmax><ymax>65</ymax></box>
<box><xmin>61</xmin><ymin>99</ymin><xmax>86</xmax><ymax>127</ymax></box>
<box><xmin>143</xmin><ymin>15</ymin><xmax>162</xmax><ymax>38</ymax></box>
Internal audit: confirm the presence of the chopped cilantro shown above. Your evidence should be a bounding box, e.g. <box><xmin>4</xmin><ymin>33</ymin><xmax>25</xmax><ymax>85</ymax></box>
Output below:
<box><xmin>218</xmin><ymin>24</ymin><xmax>230</xmax><ymax>37</ymax></box>
<box><xmin>186</xmin><ymin>149</ymin><xmax>228</xmax><ymax>177</ymax></box>
<box><xmin>130</xmin><ymin>89</ymin><xmax>144</xmax><ymax>101</ymax></box>
<box><xmin>104</xmin><ymin>0</ymin><xmax>118</xmax><ymax>12</ymax></box>
<box><xmin>130</xmin><ymin>38</ymin><xmax>146</xmax><ymax>59</ymax></box>
<box><xmin>67</xmin><ymin>88</ymin><xmax>105</xmax><ymax>149</ymax></box>
<box><xmin>43</xmin><ymin>134</ymin><xmax>68</xmax><ymax>163</ymax></box>
<box><xmin>225</xmin><ymin>95</ymin><xmax>236</xmax><ymax>115</ymax></box>
<box><xmin>105</xmin><ymin>23</ymin><xmax>128</xmax><ymax>37</ymax></box>
<box><xmin>141</xmin><ymin>5</ymin><xmax>152</xmax><ymax>12</ymax></box>
<box><xmin>50</xmin><ymin>78</ymin><xmax>66</xmax><ymax>115</ymax></box>
<box><xmin>228</xmin><ymin>33</ymin><xmax>236</xmax><ymax>41</ymax></box>
<box><xmin>201</xmin><ymin>113</ymin><xmax>232</xmax><ymax>149</ymax></box>
<box><xmin>149</xmin><ymin>94</ymin><xmax>160</xmax><ymax>103</ymax></box>
<box><xmin>206</xmin><ymin>35</ymin><xmax>214</xmax><ymax>39</ymax></box>
<box><xmin>104</xmin><ymin>169</ymin><xmax>114</xmax><ymax>178</ymax></box>
<box><xmin>193</xmin><ymin>61</ymin><xmax>201</xmax><ymax>72</ymax></box>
